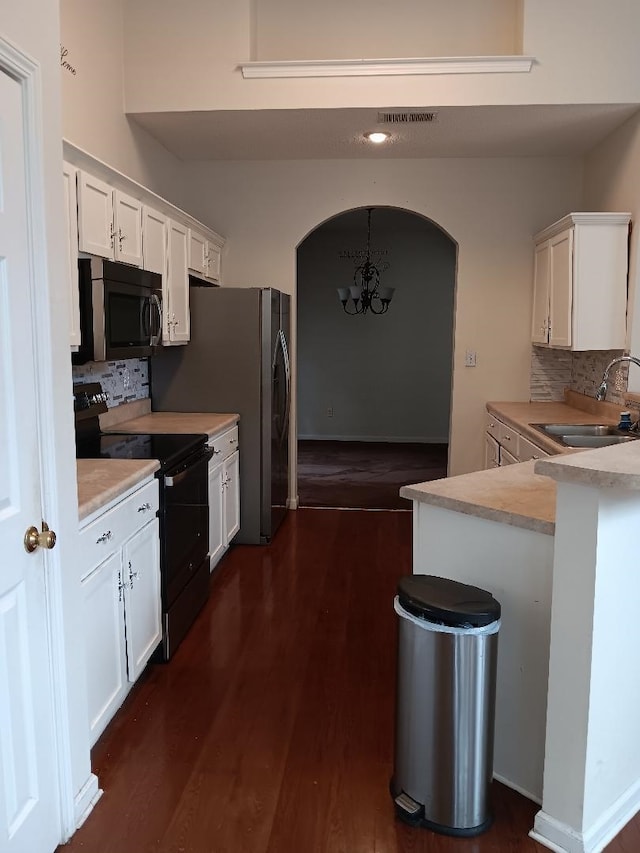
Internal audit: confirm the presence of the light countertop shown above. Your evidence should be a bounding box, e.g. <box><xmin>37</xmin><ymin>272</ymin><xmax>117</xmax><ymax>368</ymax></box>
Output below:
<box><xmin>400</xmin><ymin>461</ymin><xmax>556</xmax><ymax>535</ymax></box>
<box><xmin>401</xmin><ymin>392</ymin><xmax>628</xmax><ymax>533</ymax></box>
<box><xmin>77</xmin><ymin>459</ymin><xmax>159</xmax><ymax>521</ymax></box>
<box><xmin>103</xmin><ymin>411</ymin><xmax>239</xmax><ymax>439</ymax></box>
<box><xmin>535</xmin><ymin>440</ymin><xmax>640</xmax><ymax>489</ymax></box>
<box><xmin>77</xmin><ymin>409</ymin><xmax>238</xmax><ymax>522</ymax></box>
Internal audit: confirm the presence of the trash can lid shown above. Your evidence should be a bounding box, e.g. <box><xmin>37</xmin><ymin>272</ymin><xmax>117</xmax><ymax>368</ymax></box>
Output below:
<box><xmin>397</xmin><ymin>575</ymin><xmax>501</xmax><ymax>628</ymax></box>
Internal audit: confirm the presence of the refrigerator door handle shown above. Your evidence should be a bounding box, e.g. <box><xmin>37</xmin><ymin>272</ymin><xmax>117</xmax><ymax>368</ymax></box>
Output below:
<box><xmin>279</xmin><ymin>328</ymin><xmax>291</xmax><ymax>443</ymax></box>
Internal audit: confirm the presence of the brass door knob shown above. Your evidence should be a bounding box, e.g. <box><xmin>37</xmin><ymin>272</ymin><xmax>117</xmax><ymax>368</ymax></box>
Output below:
<box><xmin>24</xmin><ymin>522</ymin><xmax>57</xmax><ymax>553</ymax></box>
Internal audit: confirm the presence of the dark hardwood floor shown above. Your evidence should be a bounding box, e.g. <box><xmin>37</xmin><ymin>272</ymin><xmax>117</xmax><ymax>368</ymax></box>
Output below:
<box><xmin>59</xmin><ymin>509</ymin><xmax>640</xmax><ymax>852</ymax></box>
<box><xmin>297</xmin><ymin>440</ymin><xmax>448</xmax><ymax>509</ymax></box>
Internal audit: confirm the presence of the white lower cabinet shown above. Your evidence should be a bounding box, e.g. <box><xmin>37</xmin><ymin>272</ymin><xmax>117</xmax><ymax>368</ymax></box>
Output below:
<box><xmin>484</xmin><ymin>411</ymin><xmax>550</xmax><ymax>469</ymax></box>
<box><xmin>82</xmin><ymin>552</ymin><xmax>128</xmax><ymax>745</ymax></box>
<box><xmin>208</xmin><ymin>460</ymin><xmax>225</xmax><ymax>568</ymax></box>
<box><xmin>80</xmin><ymin>479</ymin><xmax>161</xmax><ymax>746</ymax></box>
<box><xmin>208</xmin><ymin>426</ymin><xmax>240</xmax><ymax>571</ymax></box>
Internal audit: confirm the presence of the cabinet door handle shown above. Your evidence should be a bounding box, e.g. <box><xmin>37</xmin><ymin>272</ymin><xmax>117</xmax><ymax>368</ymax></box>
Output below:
<box><xmin>109</xmin><ymin>225</ymin><xmax>116</xmax><ymax>248</ymax></box>
<box><xmin>128</xmin><ymin>561</ymin><xmax>139</xmax><ymax>588</ymax></box>
<box><xmin>118</xmin><ymin>570</ymin><xmax>129</xmax><ymax>601</ymax></box>
<box><xmin>118</xmin><ymin>228</ymin><xmax>125</xmax><ymax>245</ymax></box>
<box><xmin>96</xmin><ymin>530</ymin><xmax>113</xmax><ymax>544</ymax></box>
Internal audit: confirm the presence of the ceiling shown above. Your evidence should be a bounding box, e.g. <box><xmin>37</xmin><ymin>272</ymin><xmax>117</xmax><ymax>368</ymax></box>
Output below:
<box><xmin>129</xmin><ymin>103</ymin><xmax>639</xmax><ymax>162</ymax></box>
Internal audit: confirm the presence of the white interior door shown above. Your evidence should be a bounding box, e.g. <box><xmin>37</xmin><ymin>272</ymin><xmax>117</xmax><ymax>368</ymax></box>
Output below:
<box><xmin>0</xmin><ymin>67</ymin><xmax>60</xmax><ymax>853</ymax></box>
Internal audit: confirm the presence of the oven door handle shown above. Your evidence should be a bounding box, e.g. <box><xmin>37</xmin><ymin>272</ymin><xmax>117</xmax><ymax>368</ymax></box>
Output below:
<box><xmin>164</xmin><ymin>447</ymin><xmax>214</xmax><ymax>487</ymax></box>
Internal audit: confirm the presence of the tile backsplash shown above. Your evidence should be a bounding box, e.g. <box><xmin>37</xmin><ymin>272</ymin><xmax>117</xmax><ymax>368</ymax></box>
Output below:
<box><xmin>530</xmin><ymin>347</ymin><xmax>572</xmax><ymax>401</ymax></box>
<box><xmin>72</xmin><ymin>358</ymin><xmax>149</xmax><ymax>408</ymax></box>
<box><xmin>530</xmin><ymin>346</ymin><xmax>627</xmax><ymax>407</ymax></box>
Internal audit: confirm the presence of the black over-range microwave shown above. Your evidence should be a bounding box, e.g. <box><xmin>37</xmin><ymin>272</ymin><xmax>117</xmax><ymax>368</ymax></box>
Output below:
<box><xmin>73</xmin><ymin>257</ymin><xmax>163</xmax><ymax>364</ymax></box>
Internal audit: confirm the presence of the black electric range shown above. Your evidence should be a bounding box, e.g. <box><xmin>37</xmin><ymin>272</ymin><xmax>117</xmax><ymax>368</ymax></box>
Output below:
<box><xmin>74</xmin><ymin>383</ymin><xmax>213</xmax><ymax>659</ymax></box>
<box><xmin>76</xmin><ymin>430</ymin><xmax>206</xmax><ymax>472</ymax></box>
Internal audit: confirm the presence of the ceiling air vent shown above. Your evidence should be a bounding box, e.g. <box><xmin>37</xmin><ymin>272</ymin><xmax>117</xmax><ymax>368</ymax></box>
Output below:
<box><xmin>377</xmin><ymin>111</ymin><xmax>438</xmax><ymax>124</ymax></box>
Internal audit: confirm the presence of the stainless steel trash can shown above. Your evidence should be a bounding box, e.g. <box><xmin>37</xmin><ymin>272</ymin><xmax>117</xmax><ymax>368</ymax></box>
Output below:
<box><xmin>391</xmin><ymin>575</ymin><xmax>500</xmax><ymax>836</ymax></box>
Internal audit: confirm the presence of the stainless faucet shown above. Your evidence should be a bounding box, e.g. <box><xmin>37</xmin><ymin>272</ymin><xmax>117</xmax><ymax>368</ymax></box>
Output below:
<box><xmin>595</xmin><ymin>355</ymin><xmax>640</xmax><ymax>401</ymax></box>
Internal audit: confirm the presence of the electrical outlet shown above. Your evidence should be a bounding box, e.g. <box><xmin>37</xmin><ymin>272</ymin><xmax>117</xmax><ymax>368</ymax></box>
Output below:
<box><xmin>327</xmin><ymin>407</ymin><xmax>334</xmax><ymax>418</ymax></box>
<box><xmin>464</xmin><ymin>349</ymin><xmax>477</xmax><ymax>367</ymax></box>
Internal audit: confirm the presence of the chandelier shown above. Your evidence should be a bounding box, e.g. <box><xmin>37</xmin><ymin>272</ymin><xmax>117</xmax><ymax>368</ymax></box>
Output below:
<box><xmin>337</xmin><ymin>208</ymin><xmax>395</xmax><ymax>315</ymax></box>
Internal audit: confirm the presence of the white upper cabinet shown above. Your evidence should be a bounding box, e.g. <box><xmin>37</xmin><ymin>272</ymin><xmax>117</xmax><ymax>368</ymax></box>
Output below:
<box><xmin>188</xmin><ymin>229</ymin><xmax>207</xmax><ymax>276</ymax></box>
<box><xmin>165</xmin><ymin>219</ymin><xmax>190</xmax><ymax>344</ymax></box>
<box><xmin>531</xmin><ymin>241</ymin><xmax>550</xmax><ymax>345</ymax></box>
<box><xmin>77</xmin><ymin>171</ymin><xmax>115</xmax><ymax>258</ymax></box>
<box><xmin>77</xmin><ymin>171</ymin><xmax>143</xmax><ymax>266</ymax></box>
<box><xmin>62</xmin><ymin>161</ymin><xmax>81</xmax><ymax>349</ymax></box>
<box><xmin>142</xmin><ymin>206</ymin><xmax>167</xmax><ymax>276</ymax></box>
<box><xmin>189</xmin><ymin>228</ymin><xmax>222</xmax><ymax>284</ymax></box>
<box><xmin>548</xmin><ymin>229</ymin><xmax>573</xmax><ymax>348</ymax></box>
<box><xmin>113</xmin><ymin>190</ymin><xmax>143</xmax><ymax>267</ymax></box>
<box><xmin>205</xmin><ymin>242</ymin><xmax>221</xmax><ymax>283</ymax></box>
<box><xmin>531</xmin><ymin>212</ymin><xmax>631</xmax><ymax>351</ymax></box>
<box><xmin>64</xmin><ymin>142</ymin><xmax>225</xmax><ymax>339</ymax></box>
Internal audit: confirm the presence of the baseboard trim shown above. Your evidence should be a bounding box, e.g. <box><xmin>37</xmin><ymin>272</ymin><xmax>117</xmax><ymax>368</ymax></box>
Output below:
<box><xmin>298</xmin><ymin>434</ymin><xmax>449</xmax><ymax>444</ymax></box>
<box><xmin>74</xmin><ymin>773</ymin><xmax>102</xmax><ymax>829</ymax></box>
<box><xmin>493</xmin><ymin>772</ymin><xmax>541</xmax><ymax>805</ymax></box>
<box><xmin>531</xmin><ymin>777</ymin><xmax>640</xmax><ymax>853</ymax></box>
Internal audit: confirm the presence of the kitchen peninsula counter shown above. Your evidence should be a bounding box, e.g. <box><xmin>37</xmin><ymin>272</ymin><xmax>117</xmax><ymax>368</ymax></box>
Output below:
<box><xmin>76</xmin><ymin>458</ymin><xmax>159</xmax><ymax>521</ymax></box>
<box><xmin>400</xmin><ymin>460</ymin><xmax>556</xmax><ymax>534</ymax></box>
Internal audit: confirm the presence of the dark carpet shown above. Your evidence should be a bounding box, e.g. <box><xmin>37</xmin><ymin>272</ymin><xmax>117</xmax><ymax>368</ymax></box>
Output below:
<box><xmin>297</xmin><ymin>439</ymin><xmax>449</xmax><ymax>510</ymax></box>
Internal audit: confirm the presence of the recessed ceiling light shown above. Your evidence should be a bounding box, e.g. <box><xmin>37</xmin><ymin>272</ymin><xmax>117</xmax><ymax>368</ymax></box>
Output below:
<box><xmin>364</xmin><ymin>131</ymin><xmax>390</xmax><ymax>144</ymax></box>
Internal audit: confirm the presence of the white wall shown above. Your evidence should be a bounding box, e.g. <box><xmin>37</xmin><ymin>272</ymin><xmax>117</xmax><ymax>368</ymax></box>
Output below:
<box><xmin>583</xmin><ymin>112</ymin><xmax>640</xmax><ymax>390</ymax></box>
<box><xmin>254</xmin><ymin>0</ymin><xmax>521</xmax><ymax>60</ymax></box>
<box><xmin>179</xmin><ymin>156</ymin><xmax>583</xmax><ymax>477</ymax></box>
<box><xmin>1</xmin><ymin>0</ymin><xmax>92</xmax><ymax>832</ymax></box>
<box><xmin>297</xmin><ymin>209</ymin><xmax>455</xmax><ymax>442</ymax></box>
<box><xmin>123</xmin><ymin>0</ymin><xmax>640</xmax><ymax>113</ymax></box>
<box><xmin>60</xmin><ymin>0</ymin><xmax>186</xmax><ymax>205</ymax></box>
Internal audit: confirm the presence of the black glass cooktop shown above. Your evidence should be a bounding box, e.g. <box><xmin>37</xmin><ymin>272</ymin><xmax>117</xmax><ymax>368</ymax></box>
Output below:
<box><xmin>76</xmin><ymin>432</ymin><xmax>207</xmax><ymax>472</ymax></box>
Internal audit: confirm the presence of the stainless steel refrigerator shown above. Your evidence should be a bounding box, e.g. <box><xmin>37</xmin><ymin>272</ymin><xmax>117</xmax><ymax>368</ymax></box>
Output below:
<box><xmin>150</xmin><ymin>285</ymin><xmax>291</xmax><ymax>545</ymax></box>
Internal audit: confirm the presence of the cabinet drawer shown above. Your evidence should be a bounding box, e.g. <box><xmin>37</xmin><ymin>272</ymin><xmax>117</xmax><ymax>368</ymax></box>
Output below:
<box><xmin>497</xmin><ymin>422</ymin><xmax>519</xmax><ymax>453</ymax></box>
<box><xmin>485</xmin><ymin>412</ymin><xmax>502</xmax><ymax>441</ymax></box>
<box><xmin>208</xmin><ymin>425</ymin><xmax>239</xmax><ymax>461</ymax></box>
<box><xmin>79</xmin><ymin>479</ymin><xmax>159</xmax><ymax>578</ymax></box>
<box><xmin>500</xmin><ymin>447</ymin><xmax>519</xmax><ymax>466</ymax></box>
<box><xmin>518</xmin><ymin>434</ymin><xmax>550</xmax><ymax>462</ymax></box>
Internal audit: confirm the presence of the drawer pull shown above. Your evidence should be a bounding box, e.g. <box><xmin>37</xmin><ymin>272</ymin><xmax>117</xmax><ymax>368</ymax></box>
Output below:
<box><xmin>137</xmin><ymin>502</ymin><xmax>152</xmax><ymax>513</ymax></box>
<box><xmin>503</xmin><ymin>435</ymin><xmax>511</xmax><ymax>441</ymax></box>
<box><xmin>229</xmin><ymin>438</ymin><xmax>237</xmax><ymax>445</ymax></box>
<box><xmin>96</xmin><ymin>530</ymin><xmax>113</xmax><ymax>544</ymax></box>
<box><xmin>213</xmin><ymin>448</ymin><xmax>222</xmax><ymax>455</ymax></box>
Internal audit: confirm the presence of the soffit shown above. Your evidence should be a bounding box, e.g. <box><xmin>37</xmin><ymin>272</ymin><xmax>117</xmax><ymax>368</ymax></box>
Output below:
<box><xmin>129</xmin><ymin>103</ymin><xmax>639</xmax><ymax>161</ymax></box>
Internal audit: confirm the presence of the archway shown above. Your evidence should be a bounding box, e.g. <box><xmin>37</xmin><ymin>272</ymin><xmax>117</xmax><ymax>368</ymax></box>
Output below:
<box><xmin>296</xmin><ymin>206</ymin><xmax>457</xmax><ymax>509</ymax></box>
